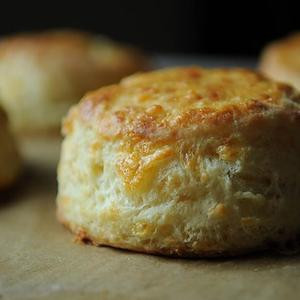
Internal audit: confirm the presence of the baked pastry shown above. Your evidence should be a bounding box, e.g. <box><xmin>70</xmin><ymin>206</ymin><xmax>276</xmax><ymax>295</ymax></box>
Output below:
<box><xmin>260</xmin><ymin>33</ymin><xmax>300</xmax><ymax>90</ymax></box>
<box><xmin>57</xmin><ymin>67</ymin><xmax>300</xmax><ymax>257</ymax></box>
<box><xmin>0</xmin><ymin>107</ymin><xmax>21</xmax><ymax>189</ymax></box>
<box><xmin>0</xmin><ymin>29</ymin><xmax>147</xmax><ymax>166</ymax></box>
<box><xmin>0</xmin><ymin>29</ymin><xmax>147</xmax><ymax>134</ymax></box>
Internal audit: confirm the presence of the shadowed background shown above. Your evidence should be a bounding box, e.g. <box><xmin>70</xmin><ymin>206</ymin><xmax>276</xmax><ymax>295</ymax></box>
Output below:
<box><xmin>0</xmin><ymin>1</ymin><xmax>299</xmax><ymax>56</ymax></box>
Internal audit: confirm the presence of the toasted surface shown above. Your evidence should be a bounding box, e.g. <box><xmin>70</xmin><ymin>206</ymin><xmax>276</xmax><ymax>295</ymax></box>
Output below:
<box><xmin>260</xmin><ymin>33</ymin><xmax>300</xmax><ymax>90</ymax></box>
<box><xmin>0</xmin><ymin>29</ymin><xmax>147</xmax><ymax>134</ymax></box>
<box><xmin>57</xmin><ymin>67</ymin><xmax>300</xmax><ymax>256</ymax></box>
<box><xmin>0</xmin><ymin>107</ymin><xmax>21</xmax><ymax>189</ymax></box>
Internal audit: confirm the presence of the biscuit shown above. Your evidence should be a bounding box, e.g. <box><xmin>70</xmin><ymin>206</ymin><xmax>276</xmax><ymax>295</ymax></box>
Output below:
<box><xmin>0</xmin><ymin>30</ymin><xmax>147</xmax><ymax>167</ymax></box>
<box><xmin>260</xmin><ymin>33</ymin><xmax>300</xmax><ymax>90</ymax></box>
<box><xmin>0</xmin><ymin>29</ymin><xmax>147</xmax><ymax>135</ymax></box>
<box><xmin>57</xmin><ymin>67</ymin><xmax>300</xmax><ymax>256</ymax></box>
<box><xmin>0</xmin><ymin>107</ymin><xmax>21</xmax><ymax>189</ymax></box>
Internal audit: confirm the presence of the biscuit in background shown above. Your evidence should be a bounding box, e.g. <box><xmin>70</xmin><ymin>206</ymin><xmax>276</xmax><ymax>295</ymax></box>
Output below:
<box><xmin>259</xmin><ymin>33</ymin><xmax>300</xmax><ymax>90</ymax></box>
<box><xmin>57</xmin><ymin>67</ymin><xmax>300</xmax><ymax>257</ymax></box>
<box><xmin>0</xmin><ymin>29</ymin><xmax>148</xmax><ymax>168</ymax></box>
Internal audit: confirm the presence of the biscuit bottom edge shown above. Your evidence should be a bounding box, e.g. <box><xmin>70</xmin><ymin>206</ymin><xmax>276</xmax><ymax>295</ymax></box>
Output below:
<box><xmin>57</xmin><ymin>211</ymin><xmax>300</xmax><ymax>258</ymax></box>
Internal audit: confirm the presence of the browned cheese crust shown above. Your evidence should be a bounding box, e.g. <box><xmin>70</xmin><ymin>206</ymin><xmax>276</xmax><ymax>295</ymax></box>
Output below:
<box><xmin>57</xmin><ymin>67</ymin><xmax>300</xmax><ymax>257</ymax></box>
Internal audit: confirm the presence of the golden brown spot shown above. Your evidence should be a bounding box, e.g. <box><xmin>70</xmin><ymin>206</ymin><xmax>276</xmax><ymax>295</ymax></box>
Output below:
<box><xmin>184</xmin><ymin>67</ymin><xmax>202</xmax><ymax>78</ymax></box>
<box><xmin>90</xmin><ymin>142</ymin><xmax>101</xmax><ymax>152</ymax></box>
<box><xmin>74</xmin><ymin>229</ymin><xmax>92</xmax><ymax>245</ymax></box>
<box><xmin>117</xmin><ymin>146</ymin><xmax>175</xmax><ymax>193</ymax></box>
<box><xmin>91</xmin><ymin>163</ymin><xmax>103</xmax><ymax>177</ymax></box>
<box><xmin>210</xmin><ymin>203</ymin><xmax>228</xmax><ymax>219</ymax></box>
<box><xmin>145</xmin><ymin>104</ymin><xmax>164</xmax><ymax>116</ymax></box>
<box><xmin>62</xmin><ymin>108</ymin><xmax>77</xmax><ymax>135</ymax></box>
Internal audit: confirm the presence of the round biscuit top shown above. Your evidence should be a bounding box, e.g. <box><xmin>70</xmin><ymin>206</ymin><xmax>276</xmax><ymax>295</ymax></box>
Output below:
<box><xmin>65</xmin><ymin>66</ymin><xmax>299</xmax><ymax>141</ymax></box>
<box><xmin>58</xmin><ymin>67</ymin><xmax>300</xmax><ymax>256</ymax></box>
<box><xmin>0</xmin><ymin>29</ymin><xmax>143</xmax><ymax>73</ymax></box>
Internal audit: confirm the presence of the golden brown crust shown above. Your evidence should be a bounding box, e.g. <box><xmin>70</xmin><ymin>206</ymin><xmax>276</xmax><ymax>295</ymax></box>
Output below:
<box><xmin>65</xmin><ymin>67</ymin><xmax>300</xmax><ymax>192</ymax></box>
<box><xmin>71</xmin><ymin>67</ymin><xmax>296</xmax><ymax>135</ymax></box>
<box><xmin>58</xmin><ymin>67</ymin><xmax>300</xmax><ymax>257</ymax></box>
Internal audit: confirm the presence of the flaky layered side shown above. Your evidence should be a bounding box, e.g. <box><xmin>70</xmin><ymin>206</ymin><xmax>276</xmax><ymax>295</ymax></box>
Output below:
<box><xmin>0</xmin><ymin>30</ymin><xmax>147</xmax><ymax>135</ymax></box>
<box><xmin>57</xmin><ymin>67</ymin><xmax>300</xmax><ymax>256</ymax></box>
<box><xmin>260</xmin><ymin>33</ymin><xmax>300</xmax><ymax>90</ymax></box>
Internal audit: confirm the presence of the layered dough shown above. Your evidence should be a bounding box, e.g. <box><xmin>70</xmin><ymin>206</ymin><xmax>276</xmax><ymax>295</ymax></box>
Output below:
<box><xmin>57</xmin><ymin>67</ymin><xmax>300</xmax><ymax>256</ymax></box>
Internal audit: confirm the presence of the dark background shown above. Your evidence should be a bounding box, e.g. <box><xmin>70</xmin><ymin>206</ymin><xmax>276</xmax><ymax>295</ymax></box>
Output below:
<box><xmin>1</xmin><ymin>1</ymin><xmax>299</xmax><ymax>56</ymax></box>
